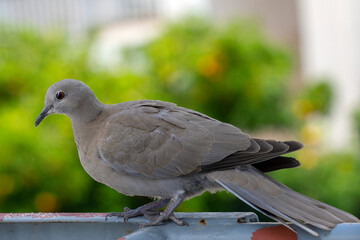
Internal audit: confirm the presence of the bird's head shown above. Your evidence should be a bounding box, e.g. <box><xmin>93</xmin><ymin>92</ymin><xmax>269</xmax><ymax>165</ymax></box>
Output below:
<box><xmin>35</xmin><ymin>79</ymin><xmax>101</xmax><ymax>127</ymax></box>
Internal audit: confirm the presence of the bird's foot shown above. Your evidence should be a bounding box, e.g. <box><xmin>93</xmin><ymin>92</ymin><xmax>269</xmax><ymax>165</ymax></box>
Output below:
<box><xmin>140</xmin><ymin>212</ymin><xmax>188</xmax><ymax>228</ymax></box>
<box><xmin>140</xmin><ymin>191</ymin><xmax>187</xmax><ymax>228</ymax></box>
<box><xmin>105</xmin><ymin>195</ymin><xmax>187</xmax><ymax>227</ymax></box>
<box><xmin>105</xmin><ymin>198</ymin><xmax>171</xmax><ymax>223</ymax></box>
<box><xmin>105</xmin><ymin>207</ymin><xmax>162</xmax><ymax>223</ymax></box>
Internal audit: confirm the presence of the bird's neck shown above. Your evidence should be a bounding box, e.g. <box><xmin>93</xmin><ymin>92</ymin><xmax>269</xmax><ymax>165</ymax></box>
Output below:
<box><xmin>70</xmin><ymin>98</ymin><xmax>104</xmax><ymax>125</ymax></box>
<box><xmin>70</xmin><ymin>102</ymin><xmax>105</xmax><ymax>151</ymax></box>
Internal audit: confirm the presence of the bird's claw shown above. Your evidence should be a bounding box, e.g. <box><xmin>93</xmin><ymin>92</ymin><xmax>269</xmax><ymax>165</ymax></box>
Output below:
<box><xmin>139</xmin><ymin>213</ymin><xmax>188</xmax><ymax>228</ymax></box>
<box><xmin>104</xmin><ymin>198</ymin><xmax>186</xmax><ymax>227</ymax></box>
<box><xmin>105</xmin><ymin>211</ymin><xmax>126</xmax><ymax>221</ymax></box>
<box><xmin>169</xmin><ymin>214</ymin><xmax>188</xmax><ymax>226</ymax></box>
<box><xmin>105</xmin><ymin>207</ymin><xmax>162</xmax><ymax>223</ymax></box>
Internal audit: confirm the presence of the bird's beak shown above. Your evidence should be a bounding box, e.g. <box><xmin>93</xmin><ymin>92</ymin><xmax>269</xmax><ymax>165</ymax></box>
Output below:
<box><xmin>35</xmin><ymin>105</ymin><xmax>53</xmax><ymax>127</ymax></box>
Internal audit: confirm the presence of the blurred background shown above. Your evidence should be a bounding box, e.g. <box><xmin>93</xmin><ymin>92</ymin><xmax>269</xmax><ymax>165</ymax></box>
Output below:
<box><xmin>0</xmin><ymin>0</ymin><xmax>359</xmax><ymax>221</ymax></box>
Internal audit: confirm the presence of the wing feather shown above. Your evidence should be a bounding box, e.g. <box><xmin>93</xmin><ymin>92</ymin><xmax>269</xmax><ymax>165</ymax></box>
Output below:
<box><xmin>97</xmin><ymin>101</ymin><xmax>251</xmax><ymax>178</ymax></box>
<box><xmin>201</xmin><ymin>139</ymin><xmax>304</xmax><ymax>172</ymax></box>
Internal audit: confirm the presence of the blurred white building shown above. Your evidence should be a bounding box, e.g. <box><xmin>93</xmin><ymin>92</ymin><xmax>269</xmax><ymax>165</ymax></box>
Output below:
<box><xmin>299</xmin><ymin>0</ymin><xmax>360</xmax><ymax>149</ymax></box>
<box><xmin>1</xmin><ymin>0</ymin><xmax>359</xmax><ymax>149</ymax></box>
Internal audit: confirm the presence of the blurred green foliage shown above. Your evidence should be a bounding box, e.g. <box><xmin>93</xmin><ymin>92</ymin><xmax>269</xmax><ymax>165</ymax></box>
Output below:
<box><xmin>0</xmin><ymin>18</ymin><xmax>358</xmax><ymax>220</ymax></box>
<box><xmin>293</xmin><ymin>81</ymin><xmax>333</xmax><ymax>120</ymax></box>
<box><xmin>0</xmin><ymin>27</ymin><xmax>136</xmax><ymax>213</ymax></box>
<box><xmin>354</xmin><ymin>108</ymin><xmax>360</xmax><ymax>142</ymax></box>
<box><xmin>122</xmin><ymin>18</ymin><xmax>294</xmax><ymax>129</ymax></box>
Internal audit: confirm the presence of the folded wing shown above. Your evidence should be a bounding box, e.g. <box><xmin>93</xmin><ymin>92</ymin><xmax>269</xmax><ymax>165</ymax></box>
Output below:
<box><xmin>97</xmin><ymin>101</ymin><xmax>251</xmax><ymax>178</ymax></box>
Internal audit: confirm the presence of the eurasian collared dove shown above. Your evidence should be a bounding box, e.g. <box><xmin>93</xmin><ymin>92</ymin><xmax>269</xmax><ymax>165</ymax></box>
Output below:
<box><xmin>35</xmin><ymin>79</ymin><xmax>359</xmax><ymax>236</ymax></box>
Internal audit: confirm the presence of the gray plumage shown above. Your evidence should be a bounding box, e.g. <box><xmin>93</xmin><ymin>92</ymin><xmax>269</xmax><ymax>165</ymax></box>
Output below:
<box><xmin>36</xmin><ymin>79</ymin><xmax>359</xmax><ymax>236</ymax></box>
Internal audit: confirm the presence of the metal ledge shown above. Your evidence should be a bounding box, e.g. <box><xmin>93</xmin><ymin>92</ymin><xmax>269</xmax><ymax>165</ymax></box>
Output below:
<box><xmin>0</xmin><ymin>212</ymin><xmax>258</xmax><ymax>223</ymax></box>
<box><xmin>0</xmin><ymin>212</ymin><xmax>359</xmax><ymax>240</ymax></box>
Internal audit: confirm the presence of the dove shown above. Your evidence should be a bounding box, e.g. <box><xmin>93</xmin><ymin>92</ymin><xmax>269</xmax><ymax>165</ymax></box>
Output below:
<box><xmin>35</xmin><ymin>79</ymin><xmax>359</xmax><ymax>236</ymax></box>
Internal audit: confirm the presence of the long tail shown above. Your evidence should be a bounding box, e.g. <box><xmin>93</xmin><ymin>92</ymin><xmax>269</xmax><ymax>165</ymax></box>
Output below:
<box><xmin>209</xmin><ymin>166</ymin><xmax>359</xmax><ymax>236</ymax></box>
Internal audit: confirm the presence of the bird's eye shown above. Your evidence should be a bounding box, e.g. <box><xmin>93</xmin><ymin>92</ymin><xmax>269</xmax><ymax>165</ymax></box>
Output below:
<box><xmin>55</xmin><ymin>91</ymin><xmax>65</xmax><ymax>100</ymax></box>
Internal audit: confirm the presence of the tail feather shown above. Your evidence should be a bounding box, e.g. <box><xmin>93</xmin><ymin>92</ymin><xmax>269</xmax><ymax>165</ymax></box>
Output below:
<box><xmin>263</xmin><ymin>172</ymin><xmax>359</xmax><ymax>223</ymax></box>
<box><xmin>215</xmin><ymin>178</ymin><xmax>321</xmax><ymax>236</ymax></box>
<box><xmin>210</xmin><ymin>165</ymin><xmax>359</xmax><ymax>236</ymax></box>
<box><xmin>282</xmin><ymin>181</ymin><xmax>358</xmax><ymax>223</ymax></box>
<box><xmin>253</xmin><ymin>156</ymin><xmax>300</xmax><ymax>172</ymax></box>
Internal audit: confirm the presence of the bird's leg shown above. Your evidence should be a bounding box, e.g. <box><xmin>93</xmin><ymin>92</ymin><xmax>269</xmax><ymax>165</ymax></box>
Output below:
<box><xmin>140</xmin><ymin>190</ymin><xmax>187</xmax><ymax>228</ymax></box>
<box><xmin>105</xmin><ymin>198</ymin><xmax>171</xmax><ymax>222</ymax></box>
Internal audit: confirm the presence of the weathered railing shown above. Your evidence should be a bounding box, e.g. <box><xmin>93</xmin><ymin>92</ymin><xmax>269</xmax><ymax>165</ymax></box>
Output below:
<box><xmin>1</xmin><ymin>212</ymin><xmax>360</xmax><ymax>239</ymax></box>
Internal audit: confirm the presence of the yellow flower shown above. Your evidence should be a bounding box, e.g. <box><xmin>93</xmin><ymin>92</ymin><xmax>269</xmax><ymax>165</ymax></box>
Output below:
<box><xmin>301</xmin><ymin>124</ymin><xmax>322</xmax><ymax>146</ymax></box>
<box><xmin>196</xmin><ymin>55</ymin><xmax>223</xmax><ymax>79</ymax></box>
<box><xmin>297</xmin><ymin>148</ymin><xmax>319</xmax><ymax>169</ymax></box>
